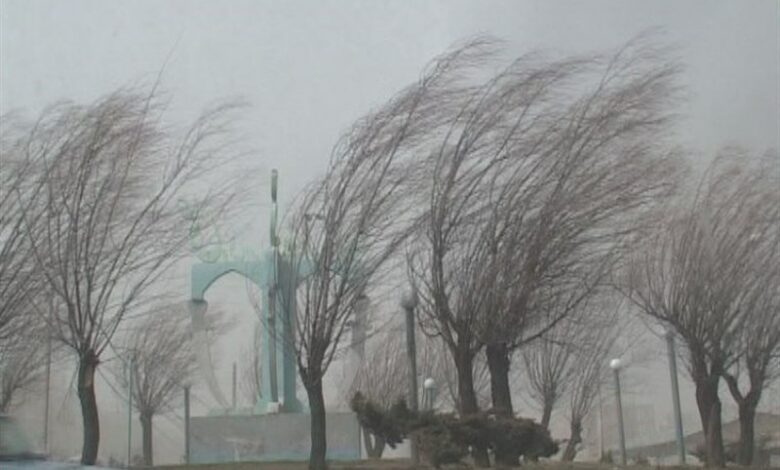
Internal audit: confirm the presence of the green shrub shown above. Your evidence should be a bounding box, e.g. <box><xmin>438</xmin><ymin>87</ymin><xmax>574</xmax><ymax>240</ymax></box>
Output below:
<box><xmin>416</xmin><ymin>412</ymin><xmax>558</xmax><ymax>467</ymax></box>
<box><xmin>414</xmin><ymin>416</ymin><xmax>469</xmax><ymax>469</ymax></box>
<box><xmin>350</xmin><ymin>392</ymin><xmax>408</xmax><ymax>449</ymax></box>
<box><xmin>350</xmin><ymin>392</ymin><xmax>558</xmax><ymax>467</ymax></box>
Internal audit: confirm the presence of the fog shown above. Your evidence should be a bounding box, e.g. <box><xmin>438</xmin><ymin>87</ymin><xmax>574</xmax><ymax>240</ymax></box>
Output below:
<box><xmin>1</xmin><ymin>0</ymin><xmax>778</xmax><ymax>465</ymax></box>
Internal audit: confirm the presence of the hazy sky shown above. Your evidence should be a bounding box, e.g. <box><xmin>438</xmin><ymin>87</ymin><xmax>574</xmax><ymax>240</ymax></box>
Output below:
<box><xmin>2</xmin><ymin>1</ymin><xmax>779</xmax><ymax>459</ymax></box>
<box><xmin>2</xmin><ymin>0</ymin><xmax>779</xmax><ymax>203</ymax></box>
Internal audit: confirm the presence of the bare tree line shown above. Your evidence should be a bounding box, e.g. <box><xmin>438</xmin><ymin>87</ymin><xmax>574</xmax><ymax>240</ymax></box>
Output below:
<box><xmin>624</xmin><ymin>150</ymin><xmax>780</xmax><ymax>466</ymax></box>
<box><xmin>0</xmin><ymin>90</ymin><xmax>245</xmax><ymax>464</ymax></box>
<box><xmin>1</xmin><ymin>32</ymin><xmax>776</xmax><ymax>470</ymax></box>
<box><xmin>300</xmin><ymin>34</ymin><xmax>776</xmax><ymax>469</ymax></box>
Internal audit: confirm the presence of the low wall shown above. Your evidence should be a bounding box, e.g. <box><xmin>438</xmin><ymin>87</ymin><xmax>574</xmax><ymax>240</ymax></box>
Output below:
<box><xmin>190</xmin><ymin>412</ymin><xmax>361</xmax><ymax>463</ymax></box>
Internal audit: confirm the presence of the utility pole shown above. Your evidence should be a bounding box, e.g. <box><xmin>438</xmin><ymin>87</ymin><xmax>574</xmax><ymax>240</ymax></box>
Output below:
<box><xmin>665</xmin><ymin>330</ymin><xmax>686</xmax><ymax>464</ymax></box>
<box><xmin>400</xmin><ymin>288</ymin><xmax>419</xmax><ymax>465</ymax></box>
<box><xmin>127</xmin><ymin>354</ymin><xmax>134</xmax><ymax>466</ymax></box>
<box><xmin>232</xmin><ymin>362</ymin><xmax>237</xmax><ymax>411</ymax></box>
<box><xmin>610</xmin><ymin>358</ymin><xmax>627</xmax><ymax>466</ymax></box>
<box><xmin>184</xmin><ymin>385</ymin><xmax>191</xmax><ymax>464</ymax></box>
<box><xmin>598</xmin><ymin>379</ymin><xmax>605</xmax><ymax>461</ymax></box>
<box><xmin>43</xmin><ymin>324</ymin><xmax>52</xmax><ymax>453</ymax></box>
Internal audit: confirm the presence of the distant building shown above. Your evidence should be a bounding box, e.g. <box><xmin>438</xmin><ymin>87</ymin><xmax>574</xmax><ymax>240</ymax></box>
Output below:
<box><xmin>625</xmin><ymin>413</ymin><xmax>780</xmax><ymax>467</ymax></box>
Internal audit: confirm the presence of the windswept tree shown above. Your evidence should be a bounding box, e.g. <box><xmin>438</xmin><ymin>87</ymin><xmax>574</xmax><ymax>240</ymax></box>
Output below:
<box><xmin>111</xmin><ymin>304</ymin><xmax>217</xmax><ymax>467</ymax></box>
<box><xmin>560</xmin><ymin>306</ymin><xmax>629</xmax><ymax>462</ymax></box>
<box><xmin>520</xmin><ymin>299</ymin><xmax>634</xmax><ymax>461</ymax></box>
<box><xmin>418</xmin><ymin>335</ymin><xmax>492</xmax><ymax>413</ymax></box>
<box><xmin>407</xmin><ymin>42</ymin><xmax>590</xmax><ymax>467</ymax></box>
<box><xmin>624</xmin><ymin>151</ymin><xmax>778</xmax><ymax>467</ymax></box>
<box><xmin>723</xmin><ymin>298</ymin><xmax>780</xmax><ymax>466</ymax></box>
<box><xmin>410</xmin><ymin>34</ymin><xmax>681</xmax><ymax>466</ymax></box>
<box><xmin>720</xmin><ymin>151</ymin><xmax>780</xmax><ymax>466</ymax></box>
<box><xmin>521</xmin><ymin>321</ymin><xmax>580</xmax><ymax>431</ymax></box>
<box><xmin>8</xmin><ymin>90</ymin><xmax>243</xmax><ymax>464</ymax></box>
<box><xmin>477</xmin><ymin>35</ymin><xmax>681</xmax><ymax>426</ymax></box>
<box><xmin>283</xmin><ymin>42</ymin><xmax>486</xmax><ymax>470</ymax></box>
<box><xmin>0</xmin><ymin>121</ymin><xmax>43</xmax><ymax>341</ymax></box>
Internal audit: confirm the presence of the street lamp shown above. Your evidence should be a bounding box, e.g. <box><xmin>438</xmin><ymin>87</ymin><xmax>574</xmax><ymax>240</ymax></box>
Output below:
<box><xmin>423</xmin><ymin>377</ymin><xmax>437</xmax><ymax>411</ymax></box>
<box><xmin>400</xmin><ymin>287</ymin><xmax>419</xmax><ymax>464</ymax></box>
<box><xmin>665</xmin><ymin>329</ymin><xmax>686</xmax><ymax>464</ymax></box>
<box><xmin>610</xmin><ymin>358</ymin><xmax>627</xmax><ymax>466</ymax></box>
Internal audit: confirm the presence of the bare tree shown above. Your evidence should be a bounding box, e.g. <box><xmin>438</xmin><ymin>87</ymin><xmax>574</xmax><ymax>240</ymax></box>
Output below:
<box><xmin>0</xmin><ymin>119</ymin><xmax>44</xmax><ymax>341</ymax></box>
<box><xmin>720</xmin><ymin>151</ymin><xmax>780</xmax><ymax>466</ymax></box>
<box><xmin>406</xmin><ymin>42</ymin><xmax>588</xmax><ymax>467</ymax></box>
<box><xmin>624</xmin><ymin>151</ymin><xmax>778</xmax><ymax>467</ymax></box>
<box><xmin>111</xmin><ymin>304</ymin><xmax>204</xmax><ymax>466</ymax></box>
<box><xmin>478</xmin><ymin>35</ymin><xmax>681</xmax><ymax>428</ymax></box>
<box><xmin>0</xmin><ymin>317</ymin><xmax>48</xmax><ymax>412</ymax></box>
<box><xmin>560</xmin><ymin>306</ymin><xmax>628</xmax><ymax>462</ymax></box>
<box><xmin>283</xmin><ymin>42</ymin><xmax>486</xmax><ymax>470</ymax></box>
<box><xmin>418</xmin><ymin>334</ymin><xmax>491</xmax><ymax>413</ymax></box>
<box><xmin>521</xmin><ymin>323</ymin><xmax>579</xmax><ymax>430</ymax></box>
<box><xmin>10</xmin><ymin>90</ymin><xmax>243</xmax><ymax>464</ymax></box>
<box><xmin>409</xmin><ymin>35</ymin><xmax>681</xmax><ymax>466</ymax></box>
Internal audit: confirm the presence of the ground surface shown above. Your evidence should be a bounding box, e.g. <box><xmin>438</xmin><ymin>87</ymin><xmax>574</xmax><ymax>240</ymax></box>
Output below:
<box><xmin>154</xmin><ymin>461</ymin><xmax>776</xmax><ymax>470</ymax></box>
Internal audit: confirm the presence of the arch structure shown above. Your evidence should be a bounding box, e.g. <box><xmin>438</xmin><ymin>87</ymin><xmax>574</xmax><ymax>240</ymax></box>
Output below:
<box><xmin>190</xmin><ymin>248</ymin><xmax>304</xmax><ymax>414</ymax></box>
<box><xmin>187</xmin><ymin>169</ymin><xmax>368</xmax><ymax>415</ymax></box>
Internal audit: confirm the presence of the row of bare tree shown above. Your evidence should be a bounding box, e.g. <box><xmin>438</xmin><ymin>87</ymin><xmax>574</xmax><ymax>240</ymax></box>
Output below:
<box><xmin>283</xmin><ymin>34</ymin><xmax>778</xmax><ymax>470</ymax></box>
<box><xmin>2</xmin><ymin>33</ymin><xmax>776</xmax><ymax>470</ymax></box>
<box><xmin>1</xmin><ymin>91</ymin><xmax>244</xmax><ymax>465</ymax></box>
<box><xmin>624</xmin><ymin>150</ymin><xmax>780</xmax><ymax>466</ymax></box>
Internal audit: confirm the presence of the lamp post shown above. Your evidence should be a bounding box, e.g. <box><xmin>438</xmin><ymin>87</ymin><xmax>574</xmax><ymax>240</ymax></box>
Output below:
<box><xmin>400</xmin><ymin>287</ymin><xmax>419</xmax><ymax>465</ymax></box>
<box><xmin>610</xmin><ymin>358</ymin><xmax>627</xmax><ymax>466</ymax></box>
<box><xmin>184</xmin><ymin>384</ymin><xmax>191</xmax><ymax>464</ymax></box>
<box><xmin>422</xmin><ymin>377</ymin><xmax>437</xmax><ymax>411</ymax></box>
<box><xmin>665</xmin><ymin>329</ymin><xmax>686</xmax><ymax>464</ymax></box>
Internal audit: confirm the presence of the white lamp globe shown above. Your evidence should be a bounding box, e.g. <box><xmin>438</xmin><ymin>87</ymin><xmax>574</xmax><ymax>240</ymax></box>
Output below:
<box><xmin>400</xmin><ymin>288</ymin><xmax>419</xmax><ymax>310</ymax></box>
<box><xmin>610</xmin><ymin>358</ymin><xmax>623</xmax><ymax>370</ymax></box>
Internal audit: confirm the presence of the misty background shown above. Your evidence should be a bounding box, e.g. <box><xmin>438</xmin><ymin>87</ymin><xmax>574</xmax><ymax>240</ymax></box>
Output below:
<box><xmin>1</xmin><ymin>0</ymin><xmax>778</xmax><ymax>465</ymax></box>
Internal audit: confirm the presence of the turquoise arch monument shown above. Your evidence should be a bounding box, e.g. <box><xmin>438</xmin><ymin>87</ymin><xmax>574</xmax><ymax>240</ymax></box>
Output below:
<box><xmin>189</xmin><ymin>169</ymin><xmax>304</xmax><ymax>413</ymax></box>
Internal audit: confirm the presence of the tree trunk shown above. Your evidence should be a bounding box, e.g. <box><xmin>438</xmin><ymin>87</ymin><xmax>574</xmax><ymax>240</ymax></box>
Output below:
<box><xmin>723</xmin><ymin>372</ymin><xmax>761</xmax><ymax>467</ymax></box>
<box><xmin>561</xmin><ymin>420</ymin><xmax>582</xmax><ymax>462</ymax></box>
<box><xmin>540</xmin><ymin>401</ymin><xmax>553</xmax><ymax>430</ymax></box>
<box><xmin>454</xmin><ymin>347</ymin><xmax>490</xmax><ymax>468</ymax></box>
<box><xmin>486</xmin><ymin>342</ymin><xmax>515</xmax><ymax>467</ymax></box>
<box><xmin>486</xmin><ymin>342</ymin><xmax>513</xmax><ymax>416</ymax></box>
<box><xmin>306</xmin><ymin>380</ymin><xmax>328</xmax><ymax>470</ymax></box>
<box><xmin>694</xmin><ymin>375</ymin><xmax>725</xmax><ymax>467</ymax></box>
<box><xmin>140</xmin><ymin>411</ymin><xmax>153</xmax><ymax>466</ymax></box>
<box><xmin>362</xmin><ymin>426</ymin><xmax>386</xmax><ymax>459</ymax></box>
<box><xmin>736</xmin><ymin>401</ymin><xmax>756</xmax><ymax>466</ymax></box>
<box><xmin>77</xmin><ymin>350</ymin><xmax>100</xmax><ymax>465</ymax></box>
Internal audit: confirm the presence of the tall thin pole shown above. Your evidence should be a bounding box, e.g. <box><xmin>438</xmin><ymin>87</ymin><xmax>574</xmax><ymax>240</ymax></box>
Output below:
<box><xmin>184</xmin><ymin>385</ymin><xmax>191</xmax><ymax>464</ymax></box>
<box><xmin>666</xmin><ymin>331</ymin><xmax>686</xmax><ymax>464</ymax></box>
<box><xmin>403</xmin><ymin>302</ymin><xmax>418</xmax><ymax>464</ymax></box>
<box><xmin>598</xmin><ymin>379</ymin><xmax>605</xmax><ymax>460</ymax></box>
<box><xmin>232</xmin><ymin>362</ymin><xmax>237</xmax><ymax>411</ymax></box>
<box><xmin>127</xmin><ymin>355</ymin><xmax>134</xmax><ymax>466</ymax></box>
<box><xmin>613</xmin><ymin>368</ymin><xmax>627</xmax><ymax>466</ymax></box>
<box><xmin>43</xmin><ymin>327</ymin><xmax>52</xmax><ymax>453</ymax></box>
